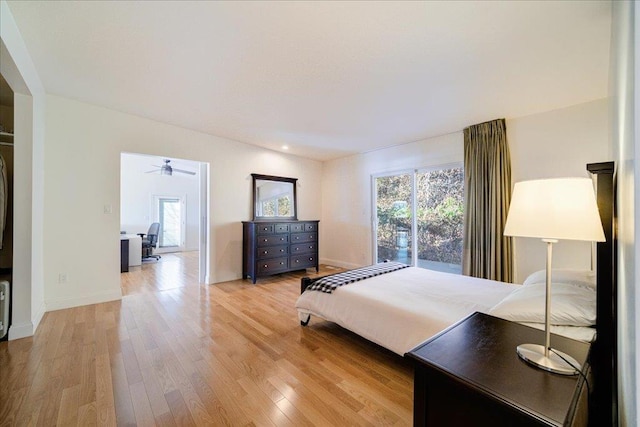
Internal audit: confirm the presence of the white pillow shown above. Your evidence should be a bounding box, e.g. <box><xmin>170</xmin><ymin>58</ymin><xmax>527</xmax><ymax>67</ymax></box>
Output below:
<box><xmin>518</xmin><ymin>322</ymin><xmax>596</xmax><ymax>343</ymax></box>
<box><xmin>488</xmin><ymin>282</ymin><xmax>596</xmax><ymax>326</ymax></box>
<box><xmin>522</xmin><ymin>269</ymin><xmax>596</xmax><ymax>290</ymax></box>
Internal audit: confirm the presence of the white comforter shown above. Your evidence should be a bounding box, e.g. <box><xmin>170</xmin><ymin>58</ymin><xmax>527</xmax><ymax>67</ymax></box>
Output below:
<box><xmin>295</xmin><ymin>267</ymin><xmax>519</xmax><ymax>355</ymax></box>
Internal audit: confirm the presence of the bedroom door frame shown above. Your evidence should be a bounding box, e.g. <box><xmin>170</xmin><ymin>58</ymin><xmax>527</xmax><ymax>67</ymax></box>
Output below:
<box><xmin>120</xmin><ymin>152</ymin><xmax>210</xmax><ymax>284</ymax></box>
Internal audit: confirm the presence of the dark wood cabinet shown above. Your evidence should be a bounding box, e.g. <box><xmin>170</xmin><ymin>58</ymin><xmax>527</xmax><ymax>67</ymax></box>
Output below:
<box><xmin>407</xmin><ymin>312</ymin><xmax>590</xmax><ymax>427</ymax></box>
<box><xmin>242</xmin><ymin>220</ymin><xmax>319</xmax><ymax>283</ymax></box>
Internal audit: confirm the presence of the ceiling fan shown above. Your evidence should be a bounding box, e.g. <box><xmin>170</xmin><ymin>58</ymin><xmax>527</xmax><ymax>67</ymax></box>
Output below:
<box><xmin>146</xmin><ymin>159</ymin><xmax>196</xmax><ymax>176</ymax></box>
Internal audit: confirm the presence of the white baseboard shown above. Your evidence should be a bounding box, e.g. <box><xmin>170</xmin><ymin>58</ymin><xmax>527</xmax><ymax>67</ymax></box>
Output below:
<box><xmin>32</xmin><ymin>301</ymin><xmax>46</xmax><ymax>332</ymax></box>
<box><xmin>9</xmin><ymin>321</ymin><xmax>34</xmax><ymax>340</ymax></box>
<box><xmin>7</xmin><ymin>302</ymin><xmax>46</xmax><ymax>340</ymax></box>
<box><xmin>45</xmin><ymin>289</ymin><xmax>122</xmax><ymax>312</ymax></box>
<box><xmin>320</xmin><ymin>258</ymin><xmax>363</xmax><ymax>270</ymax></box>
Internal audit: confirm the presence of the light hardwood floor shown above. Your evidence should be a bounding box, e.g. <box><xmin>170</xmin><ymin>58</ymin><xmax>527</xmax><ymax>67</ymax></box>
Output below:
<box><xmin>0</xmin><ymin>252</ymin><xmax>413</xmax><ymax>426</ymax></box>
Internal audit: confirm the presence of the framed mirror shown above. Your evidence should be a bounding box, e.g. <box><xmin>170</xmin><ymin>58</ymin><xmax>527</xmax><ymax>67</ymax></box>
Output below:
<box><xmin>252</xmin><ymin>174</ymin><xmax>298</xmax><ymax>221</ymax></box>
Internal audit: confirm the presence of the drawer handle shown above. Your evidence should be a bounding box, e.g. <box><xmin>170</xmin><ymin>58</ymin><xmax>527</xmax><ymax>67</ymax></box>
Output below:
<box><xmin>295</xmin><ymin>248</ymin><xmax>299</xmax><ymax>251</ymax></box>
<box><xmin>280</xmin><ymin>262</ymin><xmax>284</xmax><ymax>265</ymax></box>
<box><xmin>264</xmin><ymin>264</ymin><xmax>268</xmax><ymax>268</ymax></box>
<box><xmin>264</xmin><ymin>227</ymin><xmax>268</xmax><ymax>231</ymax></box>
<box><xmin>263</xmin><ymin>239</ymin><xmax>268</xmax><ymax>242</ymax></box>
<box><xmin>309</xmin><ymin>257</ymin><xmax>314</xmax><ymax>261</ymax></box>
<box><xmin>309</xmin><ymin>245</ymin><xmax>313</xmax><ymax>249</ymax></box>
<box><xmin>280</xmin><ymin>249</ymin><xmax>284</xmax><ymax>252</ymax></box>
<box><xmin>295</xmin><ymin>260</ymin><xmax>299</xmax><ymax>263</ymax></box>
<box><xmin>264</xmin><ymin>251</ymin><xmax>268</xmax><ymax>254</ymax></box>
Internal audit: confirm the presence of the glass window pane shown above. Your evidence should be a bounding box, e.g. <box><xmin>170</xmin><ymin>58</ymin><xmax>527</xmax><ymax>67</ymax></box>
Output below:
<box><xmin>261</xmin><ymin>199</ymin><xmax>276</xmax><ymax>216</ymax></box>
<box><xmin>416</xmin><ymin>168</ymin><xmax>463</xmax><ymax>274</ymax></box>
<box><xmin>277</xmin><ymin>195</ymin><xmax>291</xmax><ymax>216</ymax></box>
<box><xmin>375</xmin><ymin>174</ymin><xmax>412</xmax><ymax>264</ymax></box>
<box><xmin>159</xmin><ymin>198</ymin><xmax>181</xmax><ymax>247</ymax></box>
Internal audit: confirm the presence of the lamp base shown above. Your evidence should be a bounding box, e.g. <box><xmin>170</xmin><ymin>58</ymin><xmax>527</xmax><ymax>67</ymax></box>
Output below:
<box><xmin>516</xmin><ymin>344</ymin><xmax>580</xmax><ymax>376</ymax></box>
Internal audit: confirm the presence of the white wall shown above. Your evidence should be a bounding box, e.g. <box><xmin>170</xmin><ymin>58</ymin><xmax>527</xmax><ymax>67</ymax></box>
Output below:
<box><xmin>611</xmin><ymin>1</ymin><xmax>638</xmax><ymax>425</ymax></box>
<box><xmin>321</xmin><ymin>132</ymin><xmax>462</xmax><ymax>269</ymax></box>
<box><xmin>507</xmin><ymin>98</ymin><xmax>611</xmax><ymax>282</ymax></box>
<box><xmin>321</xmin><ymin>99</ymin><xmax>611</xmax><ymax>283</ymax></box>
<box><xmin>42</xmin><ymin>94</ymin><xmax>322</xmax><ymax>311</ymax></box>
<box><xmin>120</xmin><ymin>153</ymin><xmax>200</xmax><ymax>251</ymax></box>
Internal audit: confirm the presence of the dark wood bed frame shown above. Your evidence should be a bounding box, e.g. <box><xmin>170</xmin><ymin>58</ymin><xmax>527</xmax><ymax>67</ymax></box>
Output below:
<box><xmin>587</xmin><ymin>161</ymin><xmax>617</xmax><ymax>427</ymax></box>
<box><xmin>300</xmin><ymin>161</ymin><xmax>618</xmax><ymax>426</ymax></box>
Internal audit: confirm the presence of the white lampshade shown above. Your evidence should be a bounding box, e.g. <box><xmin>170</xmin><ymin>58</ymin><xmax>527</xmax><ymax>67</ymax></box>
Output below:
<box><xmin>504</xmin><ymin>178</ymin><xmax>605</xmax><ymax>242</ymax></box>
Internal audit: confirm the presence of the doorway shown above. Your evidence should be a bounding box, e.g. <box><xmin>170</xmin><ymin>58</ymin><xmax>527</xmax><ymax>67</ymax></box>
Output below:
<box><xmin>0</xmin><ymin>73</ymin><xmax>13</xmax><ymax>341</ymax></box>
<box><xmin>120</xmin><ymin>152</ymin><xmax>209</xmax><ymax>283</ymax></box>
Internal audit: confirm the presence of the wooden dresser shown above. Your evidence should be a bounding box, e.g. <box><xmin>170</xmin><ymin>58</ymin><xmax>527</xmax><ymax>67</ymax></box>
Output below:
<box><xmin>242</xmin><ymin>220</ymin><xmax>319</xmax><ymax>283</ymax></box>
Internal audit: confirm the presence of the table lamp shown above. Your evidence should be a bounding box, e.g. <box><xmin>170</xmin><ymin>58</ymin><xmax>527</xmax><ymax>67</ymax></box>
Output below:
<box><xmin>504</xmin><ymin>177</ymin><xmax>605</xmax><ymax>375</ymax></box>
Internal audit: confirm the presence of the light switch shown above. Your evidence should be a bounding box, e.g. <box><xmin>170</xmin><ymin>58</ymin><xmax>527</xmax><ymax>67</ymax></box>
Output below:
<box><xmin>103</xmin><ymin>204</ymin><xmax>112</xmax><ymax>214</ymax></box>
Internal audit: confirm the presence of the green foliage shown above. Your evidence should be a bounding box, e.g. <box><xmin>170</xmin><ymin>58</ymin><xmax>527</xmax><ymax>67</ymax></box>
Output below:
<box><xmin>376</xmin><ymin>168</ymin><xmax>464</xmax><ymax>265</ymax></box>
<box><xmin>262</xmin><ymin>196</ymin><xmax>291</xmax><ymax>216</ymax></box>
<box><xmin>278</xmin><ymin>196</ymin><xmax>291</xmax><ymax>216</ymax></box>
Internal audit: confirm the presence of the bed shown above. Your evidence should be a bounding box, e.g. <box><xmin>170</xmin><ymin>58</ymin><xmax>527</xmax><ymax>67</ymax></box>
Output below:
<box><xmin>296</xmin><ymin>161</ymin><xmax>617</xmax><ymax>425</ymax></box>
<box><xmin>296</xmin><ymin>263</ymin><xmax>599</xmax><ymax>355</ymax></box>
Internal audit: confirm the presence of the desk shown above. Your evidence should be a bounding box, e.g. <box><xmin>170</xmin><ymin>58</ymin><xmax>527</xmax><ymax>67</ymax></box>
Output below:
<box><xmin>120</xmin><ymin>234</ymin><xmax>142</xmax><ymax>272</ymax></box>
<box><xmin>123</xmin><ymin>234</ymin><xmax>142</xmax><ymax>266</ymax></box>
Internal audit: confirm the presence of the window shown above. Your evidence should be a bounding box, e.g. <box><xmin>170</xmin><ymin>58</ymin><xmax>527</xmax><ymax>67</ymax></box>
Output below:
<box><xmin>375</xmin><ymin>174</ymin><xmax>413</xmax><ymax>264</ymax></box>
<box><xmin>416</xmin><ymin>167</ymin><xmax>464</xmax><ymax>274</ymax></box>
<box><xmin>260</xmin><ymin>194</ymin><xmax>292</xmax><ymax>217</ymax></box>
<box><xmin>374</xmin><ymin>165</ymin><xmax>463</xmax><ymax>273</ymax></box>
<box><xmin>156</xmin><ymin>196</ymin><xmax>183</xmax><ymax>248</ymax></box>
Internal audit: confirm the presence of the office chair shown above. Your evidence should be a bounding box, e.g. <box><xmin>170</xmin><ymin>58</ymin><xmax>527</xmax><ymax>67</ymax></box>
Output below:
<box><xmin>138</xmin><ymin>222</ymin><xmax>161</xmax><ymax>261</ymax></box>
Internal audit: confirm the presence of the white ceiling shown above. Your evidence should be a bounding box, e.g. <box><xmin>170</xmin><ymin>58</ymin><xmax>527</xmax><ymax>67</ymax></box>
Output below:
<box><xmin>6</xmin><ymin>1</ymin><xmax>611</xmax><ymax>161</ymax></box>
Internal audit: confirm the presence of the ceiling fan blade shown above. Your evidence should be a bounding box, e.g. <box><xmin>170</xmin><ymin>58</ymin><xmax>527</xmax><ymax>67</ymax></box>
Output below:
<box><xmin>173</xmin><ymin>168</ymin><xmax>196</xmax><ymax>175</ymax></box>
<box><xmin>145</xmin><ymin>169</ymin><xmax>161</xmax><ymax>173</ymax></box>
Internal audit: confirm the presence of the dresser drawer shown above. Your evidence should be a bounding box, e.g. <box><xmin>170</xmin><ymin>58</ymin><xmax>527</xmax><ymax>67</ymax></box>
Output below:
<box><xmin>275</xmin><ymin>223</ymin><xmax>290</xmax><ymax>233</ymax></box>
<box><xmin>291</xmin><ymin>242</ymin><xmax>316</xmax><ymax>254</ymax></box>
<box><xmin>290</xmin><ymin>222</ymin><xmax>305</xmax><ymax>233</ymax></box>
<box><xmin>291</xmin><ymin>222</ymin><xmax>318</xmax><ymax>232</ymax></box>
<box><xmin>290</xmin><ymin>254</ymin><xmax>317</xmax><ymax>269</ymax></box>
<box><xmin>257</xmin><ymin>257</ymin><xmax>288</xmax><ymax>274</ymax></box>
<box><xmin>257</xmin><ymin>224</ymin><xmax>274</xmax><ymax>234</ymax></box>
<box><xmin>290</xmin><ymin>232</ymin><xmax>317</xmax><ymax>243</ymax></box>
<box><xmin>257</xmin><ymin>245</ymin><xmax>289</xmax><ymax>259</ymax></box>
<box><xmin>257</xmin><ymin>234</ymin><xmax>290</xmax><ymax>247</ymax></box>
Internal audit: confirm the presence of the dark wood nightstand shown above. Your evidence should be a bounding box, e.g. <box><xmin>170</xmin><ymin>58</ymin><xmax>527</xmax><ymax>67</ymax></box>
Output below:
<box><xmin>407</xmin><ymin>312</ymin><xmax>591</xmax><ymax>427</ymax></box>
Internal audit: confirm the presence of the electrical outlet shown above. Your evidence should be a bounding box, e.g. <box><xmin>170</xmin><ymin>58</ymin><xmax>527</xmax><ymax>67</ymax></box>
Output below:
<box><xmin>103</xmin><ymin>204</ymin><xmax>112</xmax><ymax>214</ymax></box>
<box><xmin>58</xmin><ymin>273</ymin><xmax>67</xmax><ymax>284</ymax></box>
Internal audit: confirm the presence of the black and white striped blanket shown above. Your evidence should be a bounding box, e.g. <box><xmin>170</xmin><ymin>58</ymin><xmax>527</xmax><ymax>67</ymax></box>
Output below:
<box><xmin>306</xmin><ymin>261</ymin><xmax>409</xmax><ymax>294</ymax></box>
